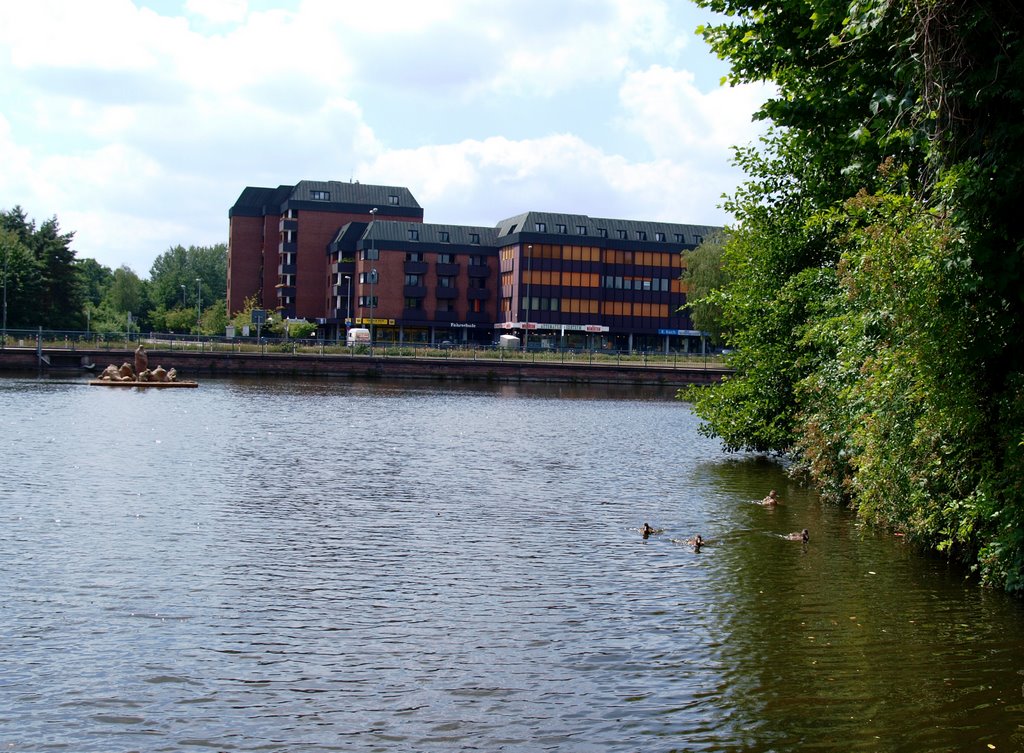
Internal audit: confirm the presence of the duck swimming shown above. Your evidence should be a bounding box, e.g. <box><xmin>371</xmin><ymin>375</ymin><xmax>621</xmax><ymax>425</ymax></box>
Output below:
<box><xmin>641</xmin><ymin>522</ymin><xmax>658</xmax><ymax>539</ymax></box>
<box><xmin>761</xmin><ymin>489</ymin><xmax>780</xmax><ymax>506</ymax></box>
<box><xmin>784</xmin><ymin>529</ymin><xmax>809</xmax><ymax>543</ymax></box>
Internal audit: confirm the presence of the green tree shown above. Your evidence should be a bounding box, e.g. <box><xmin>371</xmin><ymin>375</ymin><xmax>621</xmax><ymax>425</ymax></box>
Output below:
<box><xmin>33</xmin><ymin>216</ymin><xmax>84</xmax><ymax>329</ymax></box>
<box><xmin>686</xmin><ymin>0</ymin><xmax>1024</xmax><ymax>589</ymax></box>
<box><xmin>1</xmin><ymin>206</ymin><xmax>84</xmax><ymax>329</ymax></box>
<box><xmin>75</xmin><ymin>258</ymin><xmax>114</xmax><ymax>307</ymax></box>
<box><xmin>0</xmin><ymin>227</ymin><xmax>42</xmax><ymax>330</ymax></box>
<box><xmin>682</xmin><ymin>232</ymin><xmax>729</xmax><ymax>345</ymax></box>
<box><xmin>103</xmin><ymin>265</ymin><xmax>149</xmax><ymax>328</ymax></box>
<box><xmin>149</xmin><ymin>243</ymin><xmax>226</xmax><ymax>312</ymax></box>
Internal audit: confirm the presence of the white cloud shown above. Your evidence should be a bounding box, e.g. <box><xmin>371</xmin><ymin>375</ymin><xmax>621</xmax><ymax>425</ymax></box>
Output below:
<box><xmin>0</xmin><ymin>0</ymin><xmax>760</xmax><ymax>275</ymax></box>
<box><xmin>185</xmin><ymin>0</ymin><xmax>248</xmax><ymax>25</ymax></box>
<box><xmin>361</xmin><ymin>134</ymin><xmax>736</xmax><ymax>228</ymax></box>
<box><xmin>618</xmin><ymin>65</ymin><xmax>773</xmax><ymax>160</ymax></box>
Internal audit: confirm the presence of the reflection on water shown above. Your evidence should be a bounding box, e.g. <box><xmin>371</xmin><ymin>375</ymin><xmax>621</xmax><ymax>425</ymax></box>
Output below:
<box><xmin>1</xmin><ymin>375</ymin><xmax>1022</xmax><ymax>752</ymax></box>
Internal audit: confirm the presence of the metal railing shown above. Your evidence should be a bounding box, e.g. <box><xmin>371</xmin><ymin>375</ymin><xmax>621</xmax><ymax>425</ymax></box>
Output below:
<box><xmin>0</xmin><ymin>328</ymin><xmax>729</xmax><ymax>370</ymax></box>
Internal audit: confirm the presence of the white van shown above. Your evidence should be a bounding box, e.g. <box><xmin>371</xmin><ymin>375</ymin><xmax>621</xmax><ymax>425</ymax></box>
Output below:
<box><xmin>346</xmin><ymin>327</ymin><xmax>371</xmax><ymax>346</ymax></box>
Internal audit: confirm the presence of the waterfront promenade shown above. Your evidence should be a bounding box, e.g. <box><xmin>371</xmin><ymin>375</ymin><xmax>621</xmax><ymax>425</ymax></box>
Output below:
<box><xmin>0</xmin><ymin>341</ymin><xmax>728</xmax><ymax>387</ymax></box>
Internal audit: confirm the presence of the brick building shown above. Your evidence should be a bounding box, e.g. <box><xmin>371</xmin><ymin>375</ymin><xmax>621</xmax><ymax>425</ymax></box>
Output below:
<box><xmin>228</xmin><ymin>180</ymin><xmax>721</xmax><ymax>351</ymax></box>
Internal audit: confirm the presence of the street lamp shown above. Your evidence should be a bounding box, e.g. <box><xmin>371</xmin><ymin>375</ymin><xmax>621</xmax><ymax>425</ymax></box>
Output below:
<box><xmin>344</xmin><ymin>274</ymin><xmax>352</xmax><ymax>333</ymax></box>
<box><xmin>367</xmin><ymin>208</ymin><xmax>378</xmax><ymax>344</ymax></box>
<box><xmin>369</xmin><ymin>267</ymin><xmax>377</xmax><ymax>346</ymax></box>
<box><xmin>2</xmin><ymin>245</ymin><xmax>8</xmax><ymax>350</ymax></box>
<box><xmin>180</xmin><ymin>284</ymin><xmax>186</xmax><ymax>308</ymax></box>
<box><xmin>195</xmin><ymin>278</ymin><xmax>202</xmax><ymax>332</ymax></box>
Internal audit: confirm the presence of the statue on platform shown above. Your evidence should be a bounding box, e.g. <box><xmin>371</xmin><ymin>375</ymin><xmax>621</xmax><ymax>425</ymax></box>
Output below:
<box><xmin>95</xmin><ymin>350</ymin><xmax>186</xmax><ymax>384</ymax></box>
<box><xmin>134</xmin><ymin>344</ymin><xmax>148</xmax><ymax>375</ymax></box>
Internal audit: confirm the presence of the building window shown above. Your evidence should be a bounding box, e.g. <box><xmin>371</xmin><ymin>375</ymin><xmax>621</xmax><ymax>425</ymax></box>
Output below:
<box><xmin>694</xmin><ymin>235</ymin><xmax>704</xmax><ymax>244</ymax></box>
<box><xmin>438</xmin><ymin>276</ymin><xmax>455</xmax><ymax>288</ymax></box>
<box><xmin>655</xmin><ymin>232</ymin><xmax>666</xmax><ymax>242</ymax></box>
<box><xmin>361</xmin><ymin>248</ymin><xmax>379</xmax><ymax>261</ymax></box>
<box><xmin>617</xmin><ymin>229</ymin><xmax>627</xmax><ymax>239</ymax></box>
<box><xmin>469</xmin><ymin>255</ymin><xmax>485</xmax><ymax>267</ymax></box>
<box><xmin>388</xmin><ymin>195</ymin><xmax>399</xmax><ymax>205</ymax></box>
<box><xmin>637</xmin><ymin>230</ymin><xmax>647</xmax><ymax>241</ymax></box>
<box><xmin>675</xmin><ymin>233</ymin><xmax>685</xmax><ymax>243</ymax></box>
<box><xmin>470</xmin><ymin>233</ymin><xmax>480</xmax><ymax>244</ymax></box>
<box><xmin>439</xmin><ymin>231</ymin><xmax>450</xmax><ymax>243</ymax></box>
<box><xmin>535</xmin><ymin>222</ymin><xmax>546</xmax><ymax>232</ymax></box>
<box><xmin>358</xmin><ymin>295</ymin><xmax>377</xmax><ymax>307</ymax></box>
<box><xmin>360</xmin><ymin>270</ymin><xmax>378</xmax><ymax>284</ymax></box>
<box><xmin>598</xmin><ymin>228</ymin><xmax>608</xmax><ymax>238</ymax></box>
<box><xmin>469</xmin><ymin>277</ymin><xmax>486</xmax><ymax>289</ymax></box>
<box><xmin>406</xmin><ymin>251</ymin><xmax>424</xmax><ymax>262</ymax></box>
<box><xmin>577</xmin><ymin>225</ymin><xmax>588</xmax><ymax>235</ymax></box>
<box><xmin>438</xmin><ymin>253</ymin><xmax>456</xmax><ymax>264</ymax></box>
<box><xmin>310</xmin><ymin>190</ymin><xmax>329</xmax><ymax>200</ymax></box>
<box><xmin>439</xmin><ymin>300</ymin><xmax>456</xmax><ymax>312</ymax></box>
<box><xmin>556</xmin><ymin>224</ymin><xmax>567</xmax><ymax>234</ymax></box>
<box><xmin>404</xmin><ymin>297</ymin><xmax>422</xmax><ymax>309</ymax></box>
<box><xmin>405</xmin><ymin>273</ymin><xmax>423</xmax><ymax>286</ymax></box>
<box><xmin>408</xmin><ymin>229</ymin><xmax>419</xmax><ymax>241</ymax></box>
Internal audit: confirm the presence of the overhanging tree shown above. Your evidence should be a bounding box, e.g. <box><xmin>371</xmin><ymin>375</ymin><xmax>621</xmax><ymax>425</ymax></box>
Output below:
<box><xmin>687</xmin><ymin>0</ymin><xmax>1024</xmax><ymax>589</ymax></box>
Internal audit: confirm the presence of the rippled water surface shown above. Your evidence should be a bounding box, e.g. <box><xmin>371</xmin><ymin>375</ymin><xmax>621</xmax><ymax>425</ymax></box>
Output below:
<box><xmin>2</xmin><ymin>375</ymin><xmax>1023</xmax><ymax>752</ymax></box>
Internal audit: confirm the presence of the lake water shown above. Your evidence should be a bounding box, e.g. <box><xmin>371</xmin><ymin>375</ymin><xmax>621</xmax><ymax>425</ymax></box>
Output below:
<box><xmin>1</xmin><ymin>375</ymin><xmax>1023</xmax><ymax>752</ymax></box>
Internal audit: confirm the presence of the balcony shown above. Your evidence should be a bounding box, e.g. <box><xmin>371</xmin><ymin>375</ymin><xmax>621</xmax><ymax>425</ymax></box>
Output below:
<box><xmin>279</xmin><ymin>241</ymin><xmax>297</xmax><ymax>254</ymax></box>
<box><xmin>435</xmin><ymin>286</ymin><xmax>458</xmax><ymax>300</ymax></box>
<box><xmin>278</xmin><ymin>262</ymin><xmax>296</xmax><ymax>275</ymax></box>
<box><xmin>404</xmin><ymin>261</ymin><xmax>428</xmax><ymax>275</ymax></box>
<box><xmin>467</xmin><ymin>288</ymin><xmax>490</xmax><ymax>300</ymax></box>
<box><xmin>436</xmin><ymin>262</ymin><xmax>460</xmax><ymax>276</ymax></box>
<box><xmin>403</xmin><ymin>285</ymin><xmax>427</xmax><ymax>298</ymax></box>
<box><xmin>468</xmin><ymin>264</ymin><xmax>490</xmax><ymax>278</ymax></box>
<box><xmin>434</xmin><ymin>310</ymin><xmax>458</xmax><ymax>322</ymax></box>
<box><xmin>402</xmin><ymin>308</ymin><xmax>428</xmax><ymax>321</ymax></box>
<box><xmin>279</xmin><ymin>218</ymin><xmax>298</xmax><ymax>232</ymax></box>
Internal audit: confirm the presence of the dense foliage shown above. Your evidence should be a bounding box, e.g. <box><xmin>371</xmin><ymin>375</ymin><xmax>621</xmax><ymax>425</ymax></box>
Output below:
<box><xmin>681</xmin><ymin>232</ymin><xmax>730</xmax><ymax>346</ymax></box>
<box><xmin>1</xmin><ymin>207</ymin><xmax>85</xmax><ymax>330</ymax></box>
<box><xmin>686</xmin><ymin>0</ymin><xmax>1024</xmax><ymax>590</ymax></box>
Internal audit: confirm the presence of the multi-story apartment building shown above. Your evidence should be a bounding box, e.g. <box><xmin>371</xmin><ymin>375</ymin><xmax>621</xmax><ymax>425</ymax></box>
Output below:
<box><xmin>228</xmin><ymin>180</ymin><xmax>721</xmax><ymax>351</ymax></box>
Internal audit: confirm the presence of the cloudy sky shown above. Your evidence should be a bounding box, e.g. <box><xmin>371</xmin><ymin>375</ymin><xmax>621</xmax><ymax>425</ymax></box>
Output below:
<box><xmin>0</xmin><ymin>0</ymin><xmax>771</xmax><ymax>277</ymax></box>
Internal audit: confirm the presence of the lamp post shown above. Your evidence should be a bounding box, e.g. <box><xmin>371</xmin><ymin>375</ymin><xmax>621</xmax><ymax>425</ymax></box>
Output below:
<box><xmin>524</xmin><ymin>244</ymin><xmax>532</xmax><ymax>351</ymax></box>
<box><xmin>369</xmin><ymin>267</ymin><xmax>377</xmax><ymax>347</ymax></box>
<box><xmin>180</xmin><ymin>284</ymin><xmax>186</xmax><ymax>308</ymax></box>
<box><xmin>195</xmin><ymin>278</ymin><xmax>202</xmax><ymax>333</ymax></box>
<box><xmin>344</xmin><ymin>274</ymin><xmax>352</xmax><ymax>334</ymax></box>
<box><xmin>367</xmin><ymin>207</ymin><xmax>378</xmax><ymax>344</ymax></box>
<box><xmin>2</xmin><ymin>244</ymin><xmax>8</xmax><ymax>350</ymax></box>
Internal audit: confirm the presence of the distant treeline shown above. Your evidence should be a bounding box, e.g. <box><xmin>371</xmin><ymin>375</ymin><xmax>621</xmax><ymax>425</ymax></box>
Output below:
<box><xmin>1</xmin><ymin>205</ymin><xmax>226</xmax><ymax>335</ymax></box>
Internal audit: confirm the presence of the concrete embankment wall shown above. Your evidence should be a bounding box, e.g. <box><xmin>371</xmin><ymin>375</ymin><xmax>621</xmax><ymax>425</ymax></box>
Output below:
<box><xmin>0</xmin><ymin>347</ymin><xmax>728</xmax><ymax>387</ymax></box>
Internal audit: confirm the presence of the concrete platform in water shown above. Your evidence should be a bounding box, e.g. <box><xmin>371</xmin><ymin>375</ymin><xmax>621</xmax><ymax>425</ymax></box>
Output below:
<box><xmin>88</xmin><ymin>380</ymin><xmax>198</xmax><ymax>388</ymax></box>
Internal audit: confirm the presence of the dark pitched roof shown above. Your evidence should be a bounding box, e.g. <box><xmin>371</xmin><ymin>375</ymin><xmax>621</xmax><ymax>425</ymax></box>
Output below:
<box><xmin>230</xmin><ymin>181</ymin><xmax>422</xmax><ymax>217</ymax></box>
<box><xmin>494</xmin><ymin>211</ymin><xmax>720</xmax><ymax>246</ymax></box>
<box><xmin>228</xmin><ymin>185</ymin><xmax>293</xmax><ymax>217</ymax></box>
<box><xmin>363</xmin><ymin>221</ymin><xmax>499</xmax><ymax>246</ymax></box>
<box><xmin>290</xmin><ymin>180</ymin><xmax>421</xmax><ymax>210</ymax></box>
